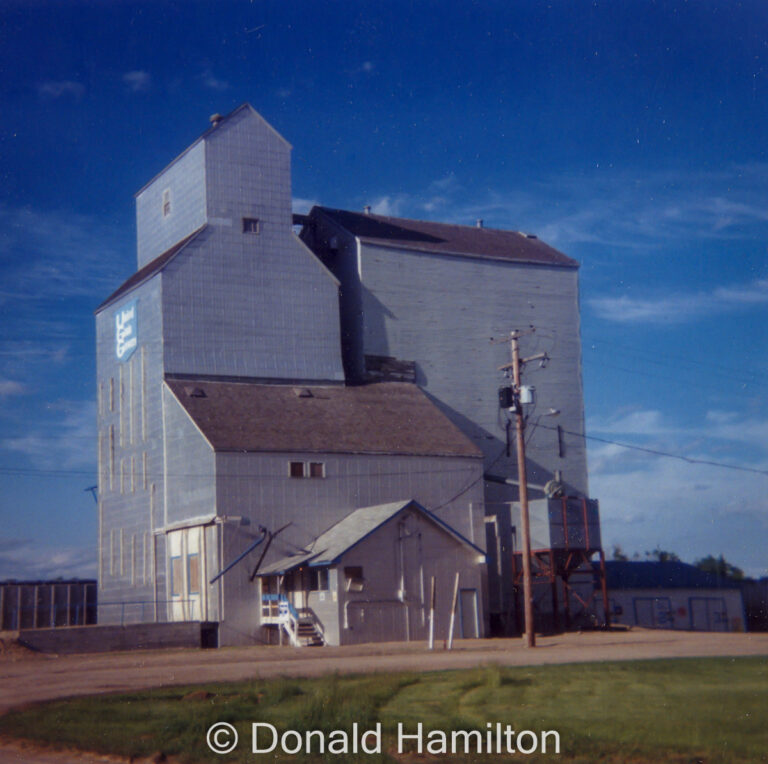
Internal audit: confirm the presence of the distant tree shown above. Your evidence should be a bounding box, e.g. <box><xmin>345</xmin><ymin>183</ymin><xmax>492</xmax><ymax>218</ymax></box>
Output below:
<box><xmin>611</xmin><ymin>545</ymin><xmax>629</xmax><ymax>561</ymax></box>
<box><xmin>695</xmin><ymin>554</ymin><xmax>745</xmax><ymax>581</ymax></box>
<box><xmin>645</xmin><ymin>548</ymin><xmax>680</xmax><ymax>563</ymax></box>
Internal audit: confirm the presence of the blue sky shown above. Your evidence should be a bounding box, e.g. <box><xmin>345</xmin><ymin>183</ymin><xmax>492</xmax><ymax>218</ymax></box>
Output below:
<box><xmin>1</xmin><ymin>0</ymin><xmax>766</xmax><ymax>579</ymax></box>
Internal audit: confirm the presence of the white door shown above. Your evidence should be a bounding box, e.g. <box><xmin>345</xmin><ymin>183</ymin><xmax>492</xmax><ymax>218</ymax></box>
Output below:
<box><xmin>167</xmin><ymin>527</ymin><xmax>206</xmax><ymax>622</ymax></box>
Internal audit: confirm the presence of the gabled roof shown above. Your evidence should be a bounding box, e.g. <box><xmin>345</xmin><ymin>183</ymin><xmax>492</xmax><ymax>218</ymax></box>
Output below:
<box><xmin>165</xmin><ymin>379</ymin><xmax>482</xmax><ymax>458</ymax></box>
<box><xmin>258</xmin><ymin>499</ymin><xmax>485</xmax><ymax>575</ymax></box>
<box><xmin>602</xmin><ymin>561</ymin><xmax>739</xmax><ymax>590</ymax></box>
<box><xmin>313</xmin><ymin>207</ymin><xmax>578</xmax><ymax>267</ymax></box>
<box><xmin>95</xmin><ymin>226</ymin><xmax>207</xmax><ymax>313</ymax></box>
<box><xmin>134</xmin><ymin>103</ymin><xmax>289</xmax><ymax>197</ymax></box>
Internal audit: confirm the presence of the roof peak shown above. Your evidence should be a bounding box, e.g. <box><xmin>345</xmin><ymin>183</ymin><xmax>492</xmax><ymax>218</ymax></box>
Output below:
<box><xmin>134</xmin><ymin>103</ymin><xmax>288</xmax><ymax>198</ymax></box>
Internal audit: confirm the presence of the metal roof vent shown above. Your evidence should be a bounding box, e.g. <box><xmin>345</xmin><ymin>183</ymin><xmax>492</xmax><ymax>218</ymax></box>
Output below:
<box><xmin>209</xmin><ymin>113</ymin><xmax>223</xmax><ymax>128</ymax></box>
<box><xmin>476</xmin><ymin>219</ymin><xmax>483</xmax><ymax>228</ymax></box>
<box><xmin>293</xmin><ymin>387</ymin><xmax>313</xmax><ymax>398</ymax></box>
<box><xmin>363</xmin><ymin>205</ymin><xmax>371</xmax><ymax>215</ymax></box>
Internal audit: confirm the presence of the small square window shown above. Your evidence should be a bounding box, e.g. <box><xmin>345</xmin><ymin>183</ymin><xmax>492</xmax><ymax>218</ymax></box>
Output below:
<box><xmin>344</xmin><ymin>566</ymin><xmax>364</xmax><ymax>592</ymax></box>
<box><xmin>243</xmin><ymin>217</ymin><xmax>260</xmax><ymax>234</ymax></box>
<box><xmin>289</xmin><ymin>461</ymin><xmax>305</xmax><ymax>478</ymax></box>
<box><xmin>309</xmin><ymin>462</ymin><xmax>325</xmax><ymax>478</ymax></box>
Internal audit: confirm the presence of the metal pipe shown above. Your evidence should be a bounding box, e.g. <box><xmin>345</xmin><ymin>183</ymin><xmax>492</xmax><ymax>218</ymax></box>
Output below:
<box><xmin>209</xmin><ymin>531</ymin><xmax>266</xmax><ymax>584</ymax></box>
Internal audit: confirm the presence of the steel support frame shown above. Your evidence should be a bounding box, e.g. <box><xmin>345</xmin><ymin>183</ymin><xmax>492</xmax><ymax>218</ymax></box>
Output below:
<box><xmin>511</xmin><ymin>546</ymin><xmax>609</xmax><ymax>631</ymax></box>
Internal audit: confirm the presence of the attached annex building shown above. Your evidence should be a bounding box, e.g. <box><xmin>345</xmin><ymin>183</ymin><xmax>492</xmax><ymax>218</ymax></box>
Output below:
<box><xmin>95</xmin><ymin>104</ymin><xmax>601</xmax><ymax>646</ymax></box>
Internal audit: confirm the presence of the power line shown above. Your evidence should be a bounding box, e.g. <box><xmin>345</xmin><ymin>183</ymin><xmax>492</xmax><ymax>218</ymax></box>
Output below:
<box><xmin>537</xmin><ymin>423</ymin><xmax>768</xmax><ymax>477</ymax></box>
<box><xmin>0</xmin><ymin>464</ymin><xmax>481</xmax><ymax>481</ymax></box>
<box><xmin>583</xmin><ymin>335</ymin><xmax>768</xmax><ymax>387</ymax></box>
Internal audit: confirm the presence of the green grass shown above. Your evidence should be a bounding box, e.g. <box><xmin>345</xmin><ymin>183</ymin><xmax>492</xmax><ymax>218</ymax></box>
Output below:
<box><xmin>0</xmin><ymin>657</ymin><xmax>766</xmax><ymax>763</ymax></box>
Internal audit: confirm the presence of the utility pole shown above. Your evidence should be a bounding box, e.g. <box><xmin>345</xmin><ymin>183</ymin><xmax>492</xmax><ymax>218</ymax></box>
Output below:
<box><xmin>498</xmin><ymin>329</ymin><xmax>542</xmax><ymax>648</ymax></box>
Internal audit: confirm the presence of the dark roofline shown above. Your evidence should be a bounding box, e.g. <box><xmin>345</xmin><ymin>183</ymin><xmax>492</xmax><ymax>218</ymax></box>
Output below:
<box><xmin>362</xmin><ymin>237</ymin><xmax>575</xmax><ymax>268</ymax></box>
<box><xmin>95</xmin><ymin>226</ymin><xmax>206</xmax><ymax>313</ymax></box>
<box><xmin>214</xmin><ymin>445</ymin><xmax>482</xmax><ymax>459</ymax></box>
<box><xmin>314</xmin><ymin>206</ymin><xmax>579</xmax><ymax>268</ymax></box>
<box><xmin>133</xmin><ymin>104</ymin><xmax>290</xmax><ymax>198</ymax></box>
<box><xmin>600</xmin><ymin>560</ymin><xmax>741</xmax><ymax>590</ymax></box>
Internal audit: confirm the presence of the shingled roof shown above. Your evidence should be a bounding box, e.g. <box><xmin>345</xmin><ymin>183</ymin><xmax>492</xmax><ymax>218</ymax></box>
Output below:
<box><xmin>314</xmin><ymin>207</ymin><xmax>578</xmax><ymax>267</ymax></box>
<box><xmin>259</xmin><ymin>499</ymin><xmax>484</xmax><ymax>575</ymax></box>
<box><xmin>165</xmin><ymin>379</ymin><xmax>483</xmax><ymax>458</ymax></box>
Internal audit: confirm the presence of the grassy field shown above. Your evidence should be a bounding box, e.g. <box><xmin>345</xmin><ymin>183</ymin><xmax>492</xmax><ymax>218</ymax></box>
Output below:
<box><xmin>0</xmin><ymin>657</ymin><xmax>766</xmax><ymax>763</ymax></box>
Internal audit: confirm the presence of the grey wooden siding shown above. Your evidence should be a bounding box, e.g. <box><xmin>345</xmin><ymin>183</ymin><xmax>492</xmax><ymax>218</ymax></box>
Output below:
<box><xmin>136</xmin><ymin>140</ymin><xmax>207</xmax><ymax>269</ymax></box>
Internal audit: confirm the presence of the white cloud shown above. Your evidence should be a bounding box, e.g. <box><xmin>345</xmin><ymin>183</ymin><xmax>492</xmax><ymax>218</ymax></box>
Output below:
<box><xmin>3</xmin><ymin>399</ymin><xmax>96</xmax><ymax>470</ymax></box>
<box><xmin>369</xmin><ymin>162</ymin><xmax>768</xmax><ymax>255</ymax></box>
<box><xmin>123</xmin><ymin>70</ymin><xmax>151</xmax><ymax>92</ymax></box>
<box><xmin>592</xmin><ymin>453</ymin><xmax>768</xmax><ymax>578</ymax></box>
<box><xmin>0</xmin><ymin>538</ymin><xmax>96</xmax><ymax>580</ymax></box>
<box><xmin>588</xmin><ymin>408</ymin><xmax>768</xmax><ymax>577</ymax></box>
<box><xmin>590</xmin><ymin>407</ymin><xmax>768</xmax><ymax>456</ymax></box>
<box><xmin>291</xmin><ymin>197</ymin><xmax>318</xmax><ymax>215</ymax></box>
<box><xmin>589</xmin><ymin>277</ymin><xmax>768</xmax><ymax>324</ymax></box>
<box><xmin>0</xmin><ymin>379</ymin><xmax>26</xmax><ymax>397</ymax></box>
<box><xmin>370</xmin><ymin>195</ymin><xmax>407</xmax><ymax>217</ymax></box>
<box><xmin>591</xmin><ymin>409</ymin><xmax>667</xmax><ymax>436</ymax></box>
<box><xmin>37</xmin><ymin>80</ymin><xmax>85</xmax><ymax>99</ymax></box>
<box><xmin>200</xmin><ymin>70</ymin><xmax>229</xmax><ymax>91</ymax></box>
<box><xmin>0</xmin><ymin>204</ymin><xmax>130</xmax><ymax>301</ymax></box>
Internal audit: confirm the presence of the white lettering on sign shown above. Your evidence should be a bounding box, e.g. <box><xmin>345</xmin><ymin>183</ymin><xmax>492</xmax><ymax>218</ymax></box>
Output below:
<box><xmin>115</xmin><ymin>301</ymin><xmax>138</xmax><ymax>361</ymax></box>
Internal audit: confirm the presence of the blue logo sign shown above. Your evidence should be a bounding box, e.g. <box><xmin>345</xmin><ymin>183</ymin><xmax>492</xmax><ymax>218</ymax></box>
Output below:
<box><xmin>115</xmin><ymin>300</ymin><xmax>138</xmax><ymax>362</ymax></box>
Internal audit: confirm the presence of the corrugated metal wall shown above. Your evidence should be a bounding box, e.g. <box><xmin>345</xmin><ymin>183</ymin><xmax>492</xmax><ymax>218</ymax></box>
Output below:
<box><xmin>355</xmin><ymin>243</ymin><xmax>588</xmax><ymax>498</ymax></box>
<box><xmin>96</xmin><ymin>278</ymin><xmax>165</xmax><ymax>625</ymax></box>
<box><xmin>160</xmin><ymin>109</ymin><xmax>345</xmax><ymax>383</ymax></box>
<box><xmin>136</xmin><ymin>140</ymin><xmax>207</xmax><ymax>268</ymax></box>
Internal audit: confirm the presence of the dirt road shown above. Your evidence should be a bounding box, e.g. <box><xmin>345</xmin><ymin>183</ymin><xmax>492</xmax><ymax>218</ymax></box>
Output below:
<box><xmin>1</xmin><ymin>629</ymin><xmax>767</xmax><ymax>763</ymax></box>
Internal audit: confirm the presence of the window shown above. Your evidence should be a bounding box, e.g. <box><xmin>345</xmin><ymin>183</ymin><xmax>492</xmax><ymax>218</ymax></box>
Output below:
<box><xmin>289</xmin><ymin>461</ymin><xmax>326</xmax><ymax>478</ymax></box>
<box><xmin>344</xmin><ymin>566</ymin><xmax>364</xmax><ymax>592</ymax></box>
<box><xmin>308</xmin><ymin>567</ymin><xmax>329</xmax><ymax>591</ymax></box>
<box><xmin>187</xmin><ymin>553</ymin><xmax>200</xmax><ymax>595</ymax></box>
<box><xmin>242</xmin><ymin>217</ymin><xmax>260</xmax><ymax>234</ymax></box>
<box><xmin>170</xmin><ymin>556</ymin><xmax>183</xmax><ymax>597</ymax></box>
<box><xmin>162</xmin><ymin>188</ymin><xmax>171</xmax><ymax>218</ymax></box>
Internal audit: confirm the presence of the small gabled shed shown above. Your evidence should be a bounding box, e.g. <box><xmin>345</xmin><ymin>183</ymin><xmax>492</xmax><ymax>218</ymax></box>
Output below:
<box><xmin>258</xmin><ymin>500</ymin><xmax>486</xmax><ymax>646</ymax></box>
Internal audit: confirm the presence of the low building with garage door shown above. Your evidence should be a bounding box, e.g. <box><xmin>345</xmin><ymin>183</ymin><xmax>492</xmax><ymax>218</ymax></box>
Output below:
<box><xmin>603</xmin><ymin>560</ymin><xmax>746</xmax><ymax>632</ymax></box>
